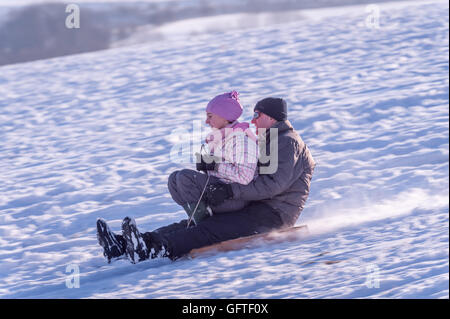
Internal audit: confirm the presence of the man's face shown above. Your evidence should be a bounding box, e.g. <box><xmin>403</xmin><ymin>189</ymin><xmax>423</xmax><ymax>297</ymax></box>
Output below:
<box><xmin>251</xmin><ymin>111</ymin><xmax>276</xmax><ymax>133</ymax></box>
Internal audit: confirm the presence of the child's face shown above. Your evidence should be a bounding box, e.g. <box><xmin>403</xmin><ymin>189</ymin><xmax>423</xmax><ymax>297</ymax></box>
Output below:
<box><xmin>205</xmin><ymin>112</ymin><xmax>229</xmax><ymax>129</ymax></box>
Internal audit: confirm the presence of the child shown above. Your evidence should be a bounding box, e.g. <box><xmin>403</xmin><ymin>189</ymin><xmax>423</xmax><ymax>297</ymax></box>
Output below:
<box><xmin>168</xmin><ymin>91</ymin><xmax>258</xmax><ymax>225</ymax></box>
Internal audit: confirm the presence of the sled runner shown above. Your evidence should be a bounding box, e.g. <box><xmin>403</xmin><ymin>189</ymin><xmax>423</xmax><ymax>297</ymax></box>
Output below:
<box><xmin>188</xmin><ymin>225</ymin><xmax>309</xmax><ymax>258</ymax></box>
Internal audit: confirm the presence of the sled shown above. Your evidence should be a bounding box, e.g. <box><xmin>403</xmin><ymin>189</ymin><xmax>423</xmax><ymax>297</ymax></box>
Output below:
<box><xmin>188</xmin><ymin>225</ymin><xmax>309</xmax><ymax>258</ymax></box>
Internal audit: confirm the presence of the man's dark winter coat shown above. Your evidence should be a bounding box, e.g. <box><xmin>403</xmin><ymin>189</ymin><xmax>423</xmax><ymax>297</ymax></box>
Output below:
<box><xmin>231</xmin><ymin>120</ymin><xmax>315</xmax><ymax>225</ymax></box>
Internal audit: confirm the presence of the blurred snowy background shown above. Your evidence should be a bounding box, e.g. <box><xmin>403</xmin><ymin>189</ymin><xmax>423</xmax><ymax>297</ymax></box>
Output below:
<box><xmin>0</xmin><ymin>0</ymin><xmax>424</xmax><ymax>66</ymax></box>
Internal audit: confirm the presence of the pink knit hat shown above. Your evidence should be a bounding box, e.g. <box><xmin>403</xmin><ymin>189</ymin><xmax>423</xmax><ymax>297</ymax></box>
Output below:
<box><xmin>206</xmin><ymin>91</ymin><xmax>243</xmax><ymax>122</ymax></box>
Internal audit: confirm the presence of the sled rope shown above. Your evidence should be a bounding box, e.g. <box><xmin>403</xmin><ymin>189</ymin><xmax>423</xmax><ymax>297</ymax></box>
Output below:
<box><xmin>187</xmin><ymin>144</ymin><xmax>210</xmax><ymax>228</ymax></box>
<box><xmin>186</xmin><ymin>174</ymin><xmax>210</xmax><ymax>228</ymax></box>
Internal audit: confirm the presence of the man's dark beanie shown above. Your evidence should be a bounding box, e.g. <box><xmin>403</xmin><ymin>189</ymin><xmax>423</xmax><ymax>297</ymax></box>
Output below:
<box><xmin>254</xmin><ymin>97</ymin><xmax>288</xmax><ymax>121</ymax></box>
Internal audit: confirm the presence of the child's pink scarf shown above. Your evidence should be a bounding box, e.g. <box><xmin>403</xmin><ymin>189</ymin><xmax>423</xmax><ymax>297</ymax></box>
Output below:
<box><xmin>205</xmin><ymin>121</ymin><xmax>257</xmax><ymax>153</ymax></box>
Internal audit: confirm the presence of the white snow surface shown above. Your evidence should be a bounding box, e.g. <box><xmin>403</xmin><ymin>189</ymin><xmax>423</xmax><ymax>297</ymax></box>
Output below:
<box><xmin>0</xmin><ymin>1</ymin><xmax>448</xmax><ymax>298</ymax></box>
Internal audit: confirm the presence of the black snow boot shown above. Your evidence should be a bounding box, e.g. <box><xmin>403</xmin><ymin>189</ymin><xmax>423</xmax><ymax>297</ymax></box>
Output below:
<box><xmin>96</xmin><ymin>218</ymin><xmax>127</xmax><ymax>263</ymax></box>
<box><xmin>121</xmin><ymin>217</ymin><xmax>150</xmax><ymax>264</ymax></box>
<box><xmin>141</xmin><ymin>231</ymin><xmax>173</xmax><ymax>260</ymax></box>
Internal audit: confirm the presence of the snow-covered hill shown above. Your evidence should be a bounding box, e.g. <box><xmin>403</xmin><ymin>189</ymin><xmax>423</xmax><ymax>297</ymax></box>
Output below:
<box><xmin>0</xmin><ymin>0</ymin><xmax>448</xmax><ymax>298</ymax></box>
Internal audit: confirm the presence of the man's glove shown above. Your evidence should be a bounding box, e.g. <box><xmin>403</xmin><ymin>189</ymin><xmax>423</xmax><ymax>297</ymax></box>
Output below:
<box><xmin>195</xmin><ymin>153</ymin><xmax>218</xmax><ymax>172</ymax></box>
<box><xmin>205</xmin><ymin>182</ymin><xmax>233</xmax><ymax>206</ymax></box>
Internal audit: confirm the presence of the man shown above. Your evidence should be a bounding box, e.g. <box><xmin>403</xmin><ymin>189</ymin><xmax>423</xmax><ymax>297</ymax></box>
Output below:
<box><xmin>96</xmin><ymin>97</ymin><xmax>316</xmax><ymax>263</ymax></box>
